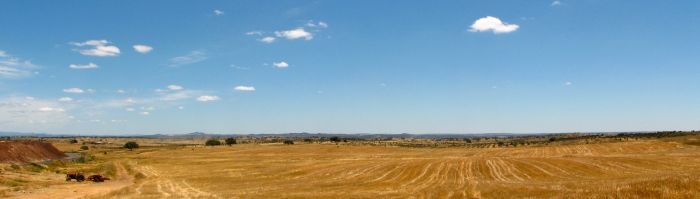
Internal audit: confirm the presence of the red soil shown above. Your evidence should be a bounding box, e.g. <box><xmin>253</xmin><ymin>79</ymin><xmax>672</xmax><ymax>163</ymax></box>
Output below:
<box><xmin>0</xmin><ymin>140</ymin><xmax>67</xmax><ymax>163</ymax></box>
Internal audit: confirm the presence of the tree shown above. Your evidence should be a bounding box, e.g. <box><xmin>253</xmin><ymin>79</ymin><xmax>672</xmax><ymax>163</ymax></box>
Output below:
<box><xmin>69</xmin><ymin>139</ymin><xmax>78</xmax><ymax>144</ymax></box>
<box><xmin>225</xmin><ymin>138</ymin><xmax>237</xmax><ymax>145</ymax></box>
<box><xmin>80</xmin><ymin>145</ymin><xmax>89</xmax><ymax>150</ymax></box>
<box><xmin>463</xmin><ymin>138</ymin><xmax>472</xmax><ymax>143</ymax></box>
<box><xmin>205</xmin><ymin>139</ymin><xmax>222</xmax><ymax>146</ymax></box>
<box><xmin>124</xmin><ymin>141</ymin><xmax>139</xmax><ymax>150</ymax></box>
<box><xmin>329</xmin><ymin>136</ymin><xmax>341</xmax><ymax>143</ymax></box>
<box><xmin>548</xmin><ymin>137</ymin><xmax>557</xmax><ymax>142</ymax></box>
<box><xmin>283</xmin><ymin>140</ymin><xmax>294</xmax><ymax>145</ymax></box>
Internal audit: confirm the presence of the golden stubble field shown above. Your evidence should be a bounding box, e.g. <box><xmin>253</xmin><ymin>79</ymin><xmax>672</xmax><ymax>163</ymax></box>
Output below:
<box><xmin>6</xmin><ymin>136</ymin><xmax>700</xmax><ymax>199</ymax></box>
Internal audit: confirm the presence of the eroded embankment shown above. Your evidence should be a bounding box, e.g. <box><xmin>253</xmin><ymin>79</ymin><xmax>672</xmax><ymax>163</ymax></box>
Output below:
<box><xmin>0</xmin><ymin>141</ymin><xmax>67</xmax><ymax>163</ymax></box>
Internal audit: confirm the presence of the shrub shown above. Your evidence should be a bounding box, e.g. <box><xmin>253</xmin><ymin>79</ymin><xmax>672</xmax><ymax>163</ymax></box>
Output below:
<box><xmin>283</xmin><ymin>140</ymin><xmax>294</xmax><ymax>145</ymax></box>
<box><xmin>69</xmin><ymin>139</ymin><xmax>78</xmax><ymax>144</ymax></box>
<box><xmin>80</xmin><ymin>145</ymin><xmax>89</xmax><ymax>150</ymax></box>
<box><xmin>225</xmin><ymin>138</ymin><xmax>237</xmax><ymax>145</ymax></box>
<box><xmin>123</xmin><ymin>141</ymin><xmax>139</xmax><ymax>150</ymax></box>
<box><xmin>549</xmin><ymin>137</ymin><xmax>557</xmax><ymax>142</ymax></box>
<box><xmin>329</xmin><ymin>136</ymin><xmax>341</xmax><ymax>143</ymax></box>
<box><xmin>205</xmin><ymin>139</ymin><xmax>222</xmax><ymax>146</ymax></box>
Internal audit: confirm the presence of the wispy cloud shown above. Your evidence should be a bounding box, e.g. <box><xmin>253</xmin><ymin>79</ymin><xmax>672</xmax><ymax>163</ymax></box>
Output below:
<box><xmin>245</xmin><ymin>31</ymin><xmax>264</xmax><ymax>36</ymax></box>
<box><xmin>168</xmin><ymin>51</ymin><xmax>207</xmax><ymax>67</ymax></box>
<box><xmin>69</xmin><ymin>63</ymin><xmax>98</xmax><ymax>69</ymax></box>
<box><xmin>196</xmin><ymin>95</ymin><xmax>220</xmax><ymax>102</ymax></box>
<box><xmin>70</xmin><ymin>40</ymin><xmax>121</xmax><ymax>57</ymax></box>
<box><xmin>63</xmin><ymin>88</ymin><xmax>85</xmax><ymax>94</ymax></box>
<box><xmin>234</xmin><ymin>86</ymin><xmax>256</xmax><ymax>91</ymax></box>
<box><xmin>133</xmin><ymin>44</ymin><xmax>153</xmax><ymax>54</ymax></box>
<box><xmin>551</xmin><ymin>1</ymin><xmax>562</xmax><ymax>6</ymax></box>
<box><xmin>213</xmin><ymin>9</ymin><xmax>225</xmax><ymax>16</ymax></box>
<box><xmin>0</xmin><ymin>50</ymin><xmax>38</xmax><ymax>79</ymax></box>
<box><xmin>469</xmin><ymin>16</ymin><xmax>519</xmax><ymax>34</ymax></box>
<box><xmin>273</xmin><ymin>61</ymin><xmax>289</xmax><ymax>68</ymax></box>
<box><xmin>258</xmin><ymin>37</ymin><xmax>276</xmax><ymax>43</ymax></box>
<box><xmin>275</xmin><ymin>28</ymin><xmax>313</xmax><ymax>40</ymax></box>
<box><xmin>58</xmin><ymin>97</ymin><xmax>74</xmax><ymax>102</ymax></box>
<box><xmin>0</xmin><ymin>97</ymin><xmax>72</xmax><ymax>129</ymax></box>
<box><xmin>306</xmin><ymin>21</ymin><xmax>328</xmax><ymax>28</ymax></box>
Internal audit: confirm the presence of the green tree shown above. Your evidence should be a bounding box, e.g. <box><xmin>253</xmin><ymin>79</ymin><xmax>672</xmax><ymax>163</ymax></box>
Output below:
<box><xmin>123</xmin><ymin>141</ymin><xmax>139</xmax><ymax>150</ymax></box>
<box><xmin>80</xmin><ymin>145</ymin><xmax>89</xmax><ymax>150</ymax></box>
<box><xmin>225</xmin><ymin>138</ymin><xmax>237</xmax><ymax>145</ymax></box>
<box><xmin>205</xmin><ymin>139</ymin><xmax>222</xmax><ymax>146</ymax></box>
<box><xmin>283</xmin><ymin>140</ymin><xmax>294</xmax><ymax>145</ymax></box>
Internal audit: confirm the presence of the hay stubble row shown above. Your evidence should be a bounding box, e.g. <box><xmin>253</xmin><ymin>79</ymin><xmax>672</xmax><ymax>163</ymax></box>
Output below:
<box><xmin>101</xmin><ymin>139</ymin><xmax>700</xmax><ymax>198</ymax></box>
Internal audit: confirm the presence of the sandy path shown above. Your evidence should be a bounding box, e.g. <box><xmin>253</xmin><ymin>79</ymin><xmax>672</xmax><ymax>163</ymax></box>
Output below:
<box><xmin>7</xmin><ymin>161</ymin><xmax>133</xmax><ymax>199</ymax></box>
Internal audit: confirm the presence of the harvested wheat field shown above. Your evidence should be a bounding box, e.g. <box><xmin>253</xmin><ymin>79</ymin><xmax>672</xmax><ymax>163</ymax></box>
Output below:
<box><xmin>89</xmin><ymin>137</ymin><xmax>700</xmax><ymax>198</ymax></box>
<box><xmin>3</xmin><ymin>135</ymin><xmax>700</xmax><ymax>199</ymax></box>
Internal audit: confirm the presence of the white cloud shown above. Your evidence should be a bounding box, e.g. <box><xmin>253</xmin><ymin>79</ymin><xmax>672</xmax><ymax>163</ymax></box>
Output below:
<box><xmin>196</xmin><ymin>95</ymin><xmax>220</xmax><ymax>102</ymax></box>
<box><xmin>259</xmin><ymin>37</ymin><xmax>276</xmax><ymax>43</ymax></box>
<box><xmin>306</xmin><ymin>21</ymin><xmax>329</xmax><ymax>28</ymax></box>
<box><xmin>133</xmin><ymin>45</ymin><xmax>153</xmax><ymax>54</ymax></box>
<box><xmin>469</xmin><ymin>16</ymin><xmax>519</xmax><ymax>34</ymax></box>
<box><xmin>63</xmin><ymin>88</ymin><xmax>85</xmax><ymax>94</ymax></box>
<box><xmin>0</xmin><ymin>97</ymin><xmax>72</xmax><ymax>130</ymax></box>
<box><xmin>0</xmin><ymin>50</ymin><xmax>38</xmax><ymax>79</ymax></box>
<box><xmin>214</xmin><ymin>9</ymin><xmax>224</xmax><ymax>16</ymax></box>
<box><xmin>177</xmin><ymin>106</ymin><xmax>184</xmax><ymax>110</ymax></box>
<box><xmin>234</xmin><ymin>86</ymin><xmax>256</xmax><ymax>91</ymax></box>
<box><xmin>245</xmin><ymin>31</ymin><xmax>263</xmax><ymax>36</ymax></box>
<box><xmin>139</xmin><ymin>111</ymin><xmax>150</xmax><ymax>115</ymax></box>
<box><xmin>38</xmin><ymin>107</ymin><xmax>65</xmax><ymax>112</ymax></box>
<box><xmin>69</xmin><ymin>62</ymin><xmax>98</xmax><ymax>69</ymax></box>
<box><xmin>125</xmin><ymin>107</ymin><xmax>135</xmax><ymax>112</ymax></box>
<box><xmin>71</xmin><ymin>40</ymin><xmax>121</xmax><ymax>57</ymax></box>
<box><xmin>565</xmin><ymin>81</ymin><xmax>572</xmax><ymax>86</ymax></box>
<box><xmin>58</xmin><ymin>97</ymin><xmax>73</xmax><ymax>102</ymax></box>
<box><xmin>116</xmin><ymin>89</ymin><xmax>126</xmax><ymax>94</ymax></box>
<box><xmin>551</xmin><ymin>1</ymin><xmax>562</xmax><ymax>6</ymax></box>
<box><xmin>273</xmin><ymin>61</ymin><xmax>289</xmax><ymax>68</ymax></box>
<box><xmin>275</xmin><ymin>28</ymin><xmax>313</xmax><ymax>40</ymax></box>
<box><xmin>169</xmin><ymin>51</ymin><xmax>207</xmax><ymax>67</ymax></box>
<box><xmin>167</xmin><ymin>84</ymin><xmax>183</xmax><ymax>91</ymax></box>
<box><xmin>158</xmin><ymin>90</ymin><xmax>205</xmax><ymax>101</ymax></box>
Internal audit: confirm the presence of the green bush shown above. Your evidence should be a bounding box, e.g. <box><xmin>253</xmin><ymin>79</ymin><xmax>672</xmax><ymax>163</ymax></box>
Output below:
<box><xmin>80</xmin><ymin>145</ymin><xmax>89</xmax><ymax>150</ymax></box>
<box><xmin>205</xmin><ymin>139</ymin><xmax>222</xmax><ymax>146</ymax></box>
<box><xmin>283</xmin><ymin>140</ymin><xmax>294</xmax><ymax>145</ymax></box>
<box><xmin>124</xmin><ymin>141</ymin><xmax>139</xmax><ymax>150</ymax></box>
<box><xmin>225</xmin><ymin>138</ymin><xmax>237</xmax><ymax>145</ymax></box>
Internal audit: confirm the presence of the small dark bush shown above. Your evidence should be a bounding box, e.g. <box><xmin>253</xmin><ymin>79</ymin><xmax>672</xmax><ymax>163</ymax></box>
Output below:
<box><xmin>205</xmin><ymin>139</ymin><xmax>222</xmax><ymax>146</ymax></box>
<box><xmin>80</xmin><ymin>145</ymin><xmax>89</xmax><ymax>150</ymax></box>
<box><xmin>225</xmin><ymin>138</ymin><xmax>237</xmax><ymax>145</ymax></box>
<box><xmin>69</xmin><ymin>139</ymin><xmax>78</xmax><ymax>144</ymax></box>
<box><xmin>124</xmin><ymin>141</ymin><xmax>139</xmax><ymax>150</ymax></box>
<box><xmin>283</xmin><ymin>140</ymin><xmax>294</xmax><ymax>145</ymax></box>
<box><xmin>329</xmin><ymin>136</ymin><xmax>341</xmax><ymax>143</ymax></box>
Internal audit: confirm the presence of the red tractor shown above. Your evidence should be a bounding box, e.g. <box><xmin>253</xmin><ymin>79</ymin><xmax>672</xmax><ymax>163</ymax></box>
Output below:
<box><xmin>66</xmin><ymin>173</ymin><xmax>85</xmax><ymax>182</ymax></box>
<box><xmin>87</xmin><ymin>175</ymin><xmax>111</xmax><ymax>182</ymax></box>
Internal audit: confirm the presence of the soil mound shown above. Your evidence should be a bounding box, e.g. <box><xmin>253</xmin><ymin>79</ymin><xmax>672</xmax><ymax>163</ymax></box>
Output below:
<box><xmin>0</xmin><ymin>140</ymin><xmax>67</xmax><ymax>163</ymax></box>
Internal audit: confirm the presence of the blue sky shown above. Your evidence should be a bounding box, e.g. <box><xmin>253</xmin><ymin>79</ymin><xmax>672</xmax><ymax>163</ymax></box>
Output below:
<box><xmin>1</xmin><ymin>0</ymin><xmax>699</xmax><ymax>135</ymax></box>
